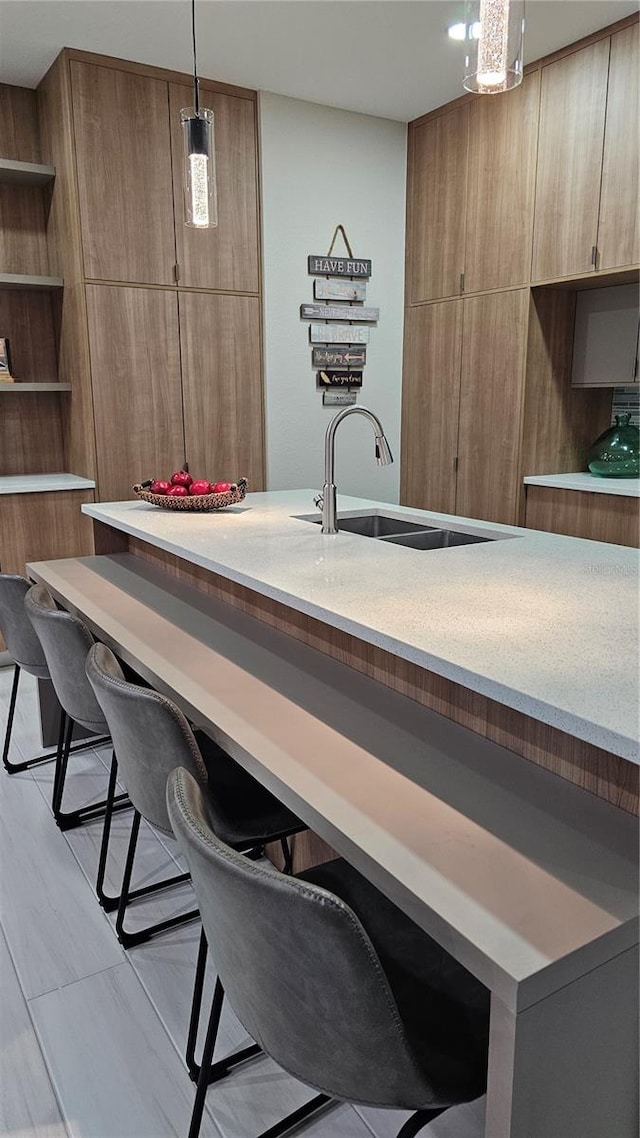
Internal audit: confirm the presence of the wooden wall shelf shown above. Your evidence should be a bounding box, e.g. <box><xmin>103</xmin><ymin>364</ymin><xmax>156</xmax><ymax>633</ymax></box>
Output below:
<box><xmin>0</xmin><ymin>382</ymin><xmax>71</xmax><ymax>392</ymax></box>
<box><xmin>0</xmin><ymin>157</ymin><xmax>55</xmax><ymax>185</ymax></box>
<box><xmin>0</xmin><ymin>273</ymin><xmax>64</xmax><ymax>290</ymax></box>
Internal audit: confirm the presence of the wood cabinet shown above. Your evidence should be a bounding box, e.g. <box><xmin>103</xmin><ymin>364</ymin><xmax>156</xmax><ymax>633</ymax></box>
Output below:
<box><xmin>170</xmin><ymin>84</ymin><xmax>259</xmax><ymax>293</ymax></box>
<box><xmin>456</xmin><ymin>290</ymin><xmax>528</xmax><ymax>524</ymax></box>
<box><xmin>598</xmin><ymin>25</ymin><xmax>640</xmax><ymax>270</ymax></box>
<box><xmin>400</xmin><ymin>300</ymin><xmax>462</xmax><ymax>513</ymax></box>
<box><xmin>464</xmin><ymin>73</ymin><xmax>539</xmax><ymax>294</ymax></box>
<box><xmin>179</xmin><ymin>292</ymin><xmax>264</xmax><ymax>489</ymax></box>
<box><xmin>407</xmin><ymin>107</ymin><xmax>468</xmax><ymax>302</ymax></box>
<box><xmin>532</xmin><ymin>40</ymin><xmax>610</xmax><ymax>282</ymax></box>
<box><xmin>525</xmin><ymin>485</ymin><xmax>639</xmax><ymax>548</ymax></box>
<box><xmin>0</xmin><ymin>491</ymin><xmax>94</xmax><ymax>574</ymax></box>
<box><xmin>86</xmin><ymin>285</ymin><xmax>185</xmax><ymax>501</ymax></box>
<box><xmin>71</xmin><ymin>61</ymin><xmax>176</xmax><ymax>285</ymax></box>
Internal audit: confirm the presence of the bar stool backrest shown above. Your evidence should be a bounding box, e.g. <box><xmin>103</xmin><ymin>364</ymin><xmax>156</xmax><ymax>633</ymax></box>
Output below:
<box><xmin>25</xmin><ymin>584</ymin><xmax>107</xmax><ymax>734</ymax></box>
<box><xmin>167</xmin><ymin>767</ymin><xmax>438</xmax><ymax>1110</ymax></box>
<box><xmin>86</xmin><ymin>643</ymin><xmax>207</xmax><ymax>834</ymax></box>
<box><xmin>0</xmin><ymin>575</ymin><xmax>49</xmax><ymax>678</ymax></box>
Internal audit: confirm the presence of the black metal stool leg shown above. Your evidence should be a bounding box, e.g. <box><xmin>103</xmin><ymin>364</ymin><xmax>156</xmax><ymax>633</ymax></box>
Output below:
<box><xmin>2</xmin><ymin>664</ymin><xmax>21</xmax><ymax>773</ymax></box>
<box><xmin>52</xmin><ymin>717</ymin><xmax>130</xmax><ymax>832</ymax></box>
<box><xmin>395</xmin><ymin>1108</ymin><xmax>446</xmax><ymax>1138</ymax></box>
<box><xmin>115</xmin><ymin>808</ymin><xmax>198</xmax><ymax>948</ymax></box>
<box><xmin>95</xmin><ymin>750</ymin><xmax>121</xmax><ymax>910</ymax></box>
<box><xmin>280</xmin><ymin>836</ymin><xmax>293</xmax><ymax>874</ymax></box>
<box><xmin>186</xmin><ymin>927</ymin><xmax>260</xmax><ymax>1083</ymax></box>
<box><xmin>188</xmin><ymin>977</ymin><xmax>225</xmax><ymax>1138</ymax></box>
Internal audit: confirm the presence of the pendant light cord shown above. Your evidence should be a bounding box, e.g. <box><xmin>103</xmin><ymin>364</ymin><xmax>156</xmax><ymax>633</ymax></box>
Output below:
<box><xmin>191</xmin><ymin>0</ymin><xmax>199</xmax><ymax>115</ymax></box>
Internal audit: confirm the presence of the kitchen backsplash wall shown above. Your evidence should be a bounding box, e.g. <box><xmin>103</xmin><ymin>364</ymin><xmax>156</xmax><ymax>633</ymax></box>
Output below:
<box><xmin>612</xmin><ymin>386</ymin><xmax>639</xmax><ymax>425</ymax></box>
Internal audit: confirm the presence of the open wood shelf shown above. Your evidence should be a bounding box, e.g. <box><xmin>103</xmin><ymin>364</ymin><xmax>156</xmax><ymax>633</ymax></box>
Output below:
<box><xmin>0</xmin><ymin>273</ymin><xmax>64</xmax><ymax>290</ymax></box>
<box><xmin>0</xmin><ymin>383</ymin><xmax>71</xmax><ymax>392</ymax></box>
<box><xmin>0</xmin><ymin>157</ymin><xmax>56</xmax><ymax>185</ymax></box>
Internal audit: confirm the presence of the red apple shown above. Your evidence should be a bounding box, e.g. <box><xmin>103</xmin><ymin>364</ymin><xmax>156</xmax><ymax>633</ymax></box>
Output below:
<box><xmin>171</xmin><ymin>470</ymin><xmax>193</xmax><ymax>488</ymax></box>
<box><xmin>166</xmin><ymin>484</ymin><xmax>189</xmax><ymax>497</ymax></box>
<box><xmin>150</xmin><ymin>479</ymin><xmax>171</xmax><ymax>495</ymax></box>
<box><xmin>190</xmin><ymin>480</ymin><xmax>212</xmax><ymax>495</ymax></box>
<box><xmin>212</xmin><ymin>481</ymin><xmax>232</xmax><ymax>494</ymax></box>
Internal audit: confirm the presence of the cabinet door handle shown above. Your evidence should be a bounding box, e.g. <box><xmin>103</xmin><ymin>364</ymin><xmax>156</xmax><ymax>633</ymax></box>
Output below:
<box><xmin>590</xmin><ymin>246</ymin><xmax>598</xmax><ymax>268</ymax></box>
<box><xmin>459</xmin><ymin>272</ymin><xmax>465</xmax><ymax>294</ymax></box>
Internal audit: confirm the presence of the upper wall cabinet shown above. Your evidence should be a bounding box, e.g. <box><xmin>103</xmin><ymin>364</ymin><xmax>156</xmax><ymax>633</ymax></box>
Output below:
<box><xmin>71</xmin><ymin>62</ymin><xmax>176</xmax><ymax>285</ymax></box>
<box><xmin>170</xmin><ymin>84</ymin><xmax>260</xmax><ymax>293</ymax></box>
<box><xmin>464</xmin><ymin>72</ymin><xmax>539</xmax><ymax>294</ymax></box>
<box><xmin>598</xmin><ymin>25</ymin><xmax>640</xmax><ymax>270</ymax></box>
<box><xmin>531</xmin><ymin>40</ymin><xmax>610</xmax><ymax>282</ymax></box>
<box><xmin>408</xmin><ymin>106</ymin><xmax>468</xmax><ymax>303</ymax></box>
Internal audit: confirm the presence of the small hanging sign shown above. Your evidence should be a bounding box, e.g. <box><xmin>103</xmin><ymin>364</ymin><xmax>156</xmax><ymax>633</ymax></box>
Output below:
<box><xmin>314</xmin><ymin>279</ymin><xmax>367</xmax><ymax>302</ymax></box>
<box><xmin>323</xmin><ymin>391</ymin><xmax>357</xmax><ymax>406</ymax></box>
<box><xmin>318</xmin><ymin>370</ymin><xmax>363</xmax><ymax>388</ymax></box>
<box><xmin>312</xmin><ymin>346</ymin><xmax>367</xmax><ymax>368</ymax></box>
<box><xmin>308</xmin><ymin>255</ymin><xmax>372</xmax><ymax>278</ymax></box>
<box><xmin>309</xmin><ymin>323</ymin><xmax>370</xmax><ymax>345</ymax></box>
<box><xmin>301</xmin><ymin>303</ymin><xmax>379</xmax><ymax>323</ymax></box>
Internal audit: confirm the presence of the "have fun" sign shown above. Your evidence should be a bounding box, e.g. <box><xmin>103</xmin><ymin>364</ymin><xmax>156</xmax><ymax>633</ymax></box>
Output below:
<box><xmin>307</xmin><ymin>255</ymin><xmax>372</xmax><ymax>278</ymax></box>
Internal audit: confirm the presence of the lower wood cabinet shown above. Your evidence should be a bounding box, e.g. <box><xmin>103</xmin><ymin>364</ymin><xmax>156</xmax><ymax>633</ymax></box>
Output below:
<box><xmin>456</xmin><ymin>290</ymin><xmax>528</xmax><ymax>524</ymax></box>
<box><xmin>85</xmin><ymin>284</ymin><xmax>265</xmax><ymax>502</ymax></box>
<box><xmin>525</xmin><ymin>485</ymin><xmax>639</xmax><ymax>548</ymax></box>
<box><xmin>401</xmin><ymin>289</ymin><xmax>528</xmax><ymax>525</ymax></box>
<box><xmin>179</xmin><ymin>291</ymin><xmax>265</xmax><ymax>490</ymax></box>
<box><xmin>86</xmin><ymin>284</ymin><xmax>185</xmax><ymax>502</ymax></box>
<box><xmin>400</xmin><ymin>299</ymin><xmax>462</xmax><ymax>514</ymax></box>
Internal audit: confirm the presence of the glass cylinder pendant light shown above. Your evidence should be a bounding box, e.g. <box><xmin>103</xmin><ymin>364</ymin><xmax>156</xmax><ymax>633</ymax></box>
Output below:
<box><xmin>463</xmin><ymin>0</ymin><xmax>525</xmax><ymax>94</ymax></box>
<box><xmin>181</xmin><ymin>0</ymin><xmax>218</xmax><ymax>227</ymax></box>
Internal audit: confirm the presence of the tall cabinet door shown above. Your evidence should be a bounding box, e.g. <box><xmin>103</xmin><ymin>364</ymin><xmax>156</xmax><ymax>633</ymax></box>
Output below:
<box><xmin>86</xmin><ymin>285</ymin><xmax>185</xmax><ymax>501</ymax></box>
<box><xmin>531</xmin><ymin>40</ymin><xmax>610</xmax><ymax>281</ymax></box>
<box><xmin>407</xmin><ymin>107</ymin><xmax>468</xmax><ymax>303</ymax></box>
<box><xmin>179</xmin><ymin>292</ymin><xmax>265</xmax><ymax>491</ymax></box>
<box><xmin>170</xmin><ymin>84</ymin><xmax>260</xmax><ymax>293</ymax></box>
<box><xmin>464</xmin><ymin>72</ymin><xmax>539</xmax><ymax>293</ymax></box>
<box><xmin>456</xmin><ymin>290</ymin><xmax>528</xmax><ymax>525</ymax></box>
<box><xmin>598</xmin><ymin>25</ymin><xmax>640</xmax><ymax>270</ymax></box>
<box><xmin>400</xmin><ymin>300</ymin><xmax>462</xmax><ymax>514</ymax></box>
<box><xmin>71</xmin><ymin>62</ymin><xmax>176</xmax><ymax>284</ymax></box>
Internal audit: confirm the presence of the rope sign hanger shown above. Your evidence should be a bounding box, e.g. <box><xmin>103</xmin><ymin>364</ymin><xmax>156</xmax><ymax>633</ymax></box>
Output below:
<box><xmin>326</xmin><ymin>224</ymin><xmax>355</xmax><ymax>260</ymax></box>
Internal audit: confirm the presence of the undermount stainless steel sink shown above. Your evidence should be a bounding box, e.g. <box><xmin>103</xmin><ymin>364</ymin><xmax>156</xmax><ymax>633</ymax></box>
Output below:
<box><xmin>380</xmin><ymin>529</ymin><xmax>491</xmax><ymax>550</ymax></box>
<box><xmin>296</xmin><ymin>511</ymin><xmax>510</xmax><ymax>548</ymax></box>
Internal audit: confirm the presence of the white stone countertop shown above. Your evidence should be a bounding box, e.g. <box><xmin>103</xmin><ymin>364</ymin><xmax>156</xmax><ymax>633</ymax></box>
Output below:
<box><xmin>0</xmin><ymin>473</ymin><xmax>96</xmax><ymax>495</ymax></box>
<box><xmin>524</xmin><ymin>472</ymin><xmax>640</xmax><ymax>497</ymax></box>
<box><xmin>83</xmin><ymin>490</ymin><xmax>640</xmax><ymax>763</ymax></box>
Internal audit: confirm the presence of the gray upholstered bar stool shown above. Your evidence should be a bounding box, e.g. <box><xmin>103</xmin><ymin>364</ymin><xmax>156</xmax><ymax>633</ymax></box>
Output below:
<box><xmin>24</xmin><ymin>583</ymin><xmax>129</xmax><ymax>832</ymax></box>
<box><xmin>0</xmin><ymin>573</ymin><xmax>107</xmax><ymax>776</ymax></box>
<box><xmin>86</xmin><ymin>643</ymin><xmax>307</xmax><ymax>952</ymax></box>
<box><xmin>168</xmin><ymin>767</ymin><xmax>491</xmax><ymax>1138</ymax></box>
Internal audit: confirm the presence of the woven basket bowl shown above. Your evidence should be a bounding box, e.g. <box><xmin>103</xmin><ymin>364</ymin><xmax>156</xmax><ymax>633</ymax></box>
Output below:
<box><xmin>133</xmin><ymin>478</ymin><xmax>248</xmax><ymax>512</ymax></box>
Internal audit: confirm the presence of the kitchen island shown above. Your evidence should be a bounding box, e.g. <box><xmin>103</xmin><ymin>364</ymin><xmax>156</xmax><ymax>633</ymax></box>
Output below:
<box><xmin>27</xmin><ymin>488</ymin><xmax>639</xmax><ymax>1138</ymax></box>
<box><xmin>83</xmin><ymin>489</ymin><xmax>639</xmax><ymax>812</ymax></box>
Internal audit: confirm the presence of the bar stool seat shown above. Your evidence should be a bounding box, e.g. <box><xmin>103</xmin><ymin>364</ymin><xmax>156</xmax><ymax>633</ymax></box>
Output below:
<box><xmin>86</xmin><ymin>643</ymin><xmax>307</xmax><ymax>952</ymax></box>
<box><xmin>168</xmin><ymin>767</ymin><xmax>491</xmax><ymax>1138</ymax></box>
<box><xmin>0</xmin><ymin>573</ymin><xmax>107</xmax><ymax>778</ymax></box>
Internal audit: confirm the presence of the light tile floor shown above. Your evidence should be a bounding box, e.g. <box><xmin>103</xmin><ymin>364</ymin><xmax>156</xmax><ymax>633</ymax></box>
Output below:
<box><xmin>0</xmin><ymin>665</ymin><xmax>485</xmax><ymax>1138</ymax></box>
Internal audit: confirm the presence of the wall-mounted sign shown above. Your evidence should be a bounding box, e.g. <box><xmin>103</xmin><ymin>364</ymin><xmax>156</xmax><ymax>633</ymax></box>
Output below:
<box><xmin>323</xmin><ymin>391</ymin><xmax>357</xmax><ymax>406</ymax></box>
<box><xmin>314</xmin><ymin>279</ymin><xmax>366</xmax><ymax>302</ymax></box>
<box><xmin>301</xmin><ymin>303</ymin><xmax>379</xmax><ymax>323</ymax></box>
<box><xmin>308</xmin><ymin>255</ymin><xmax>372</xmax><ymax>278</ymax></box>
<box><xmin>312</xmin><ymin>346</ymin><xmax>367</xmax><ymax>368</ymax></box>
<box><xmin>309</xmin><ymin>323</ymin><xmax>370</xmax><ymax>344</ymax></box>
<box><xmin>318</xmin><ymin>370</ymin><xmax>363</xmax><ymax>388</ymax></box>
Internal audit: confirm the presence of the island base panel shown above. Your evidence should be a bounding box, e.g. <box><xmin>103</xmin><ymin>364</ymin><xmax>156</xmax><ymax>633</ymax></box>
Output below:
<box><xmin>91</xmin><ymin>525</ymin><xmax>638</xmax><ymax>816</ymax></box>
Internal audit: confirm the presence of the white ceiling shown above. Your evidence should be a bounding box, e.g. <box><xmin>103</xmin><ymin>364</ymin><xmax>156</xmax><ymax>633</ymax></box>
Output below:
<box><xmin>0</xmin><ymin>0</ymin><xmax>636</xmax><ymax>121</ymax></box>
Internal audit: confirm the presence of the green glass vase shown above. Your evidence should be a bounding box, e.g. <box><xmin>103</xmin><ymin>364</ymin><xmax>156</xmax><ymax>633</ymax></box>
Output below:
<box><xmin>587</xmin><ymin>413</ymin><xmax>639</xmax><ymax>477</ymax></box>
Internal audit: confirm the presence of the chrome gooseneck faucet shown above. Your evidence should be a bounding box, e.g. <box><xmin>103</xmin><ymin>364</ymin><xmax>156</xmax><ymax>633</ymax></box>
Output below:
<box><xmin>314</xmin><ymin>406</ymin><xmax>394</xmax><ymax>534</ymax></box>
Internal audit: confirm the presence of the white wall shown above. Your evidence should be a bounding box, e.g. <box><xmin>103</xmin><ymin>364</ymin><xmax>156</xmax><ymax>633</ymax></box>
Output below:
<box><xmin>259</xmin><ymin>92</ymin><xmax>407</xmax><ymax>503</ymax></box>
